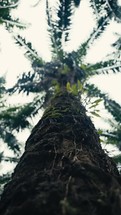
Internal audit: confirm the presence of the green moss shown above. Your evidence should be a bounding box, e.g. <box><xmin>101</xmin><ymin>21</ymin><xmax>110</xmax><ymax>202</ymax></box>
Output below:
<box><xmin>42</xmin><ymin>91</ymin><xmax>85</xmax><ymax>122</ymax></box>
<box><xmin>43</xmin><ymin>107</ymin><xmax>63</xmax><ymax>119</ymax></box>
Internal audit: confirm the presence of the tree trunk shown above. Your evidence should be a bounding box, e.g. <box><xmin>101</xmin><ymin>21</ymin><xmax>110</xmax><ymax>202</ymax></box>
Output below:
<box><xmin>0</xmin><ymin>92</ymin><xmax>121</xmax><ymax>215</ymax></box>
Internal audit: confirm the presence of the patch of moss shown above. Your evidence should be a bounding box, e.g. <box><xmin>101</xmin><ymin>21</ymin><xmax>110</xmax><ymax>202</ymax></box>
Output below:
<box><xmin>43</xmin><ymin>107</ymin><xmax>63</xmax><ymax>119</ymax></box>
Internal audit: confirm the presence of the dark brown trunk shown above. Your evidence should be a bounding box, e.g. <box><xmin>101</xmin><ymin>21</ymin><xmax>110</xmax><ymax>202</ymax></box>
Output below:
<box><xmin>0</xmin><ymin>92</ymin><xmax>121</xmax><ymax>215</ymax></box>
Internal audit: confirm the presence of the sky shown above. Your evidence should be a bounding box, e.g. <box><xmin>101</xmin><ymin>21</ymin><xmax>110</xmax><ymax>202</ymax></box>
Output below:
<box><xmin>1</xmin><ymin>0</ymin><xmax>121</xmax><ymax>173</ymax></box>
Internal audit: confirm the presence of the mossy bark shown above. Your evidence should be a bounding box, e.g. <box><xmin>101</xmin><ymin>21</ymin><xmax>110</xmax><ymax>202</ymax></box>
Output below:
<box><xmin>0</xmin><ymin>92</ymin><xmax>121</xmax><ymax>215</ymax></box>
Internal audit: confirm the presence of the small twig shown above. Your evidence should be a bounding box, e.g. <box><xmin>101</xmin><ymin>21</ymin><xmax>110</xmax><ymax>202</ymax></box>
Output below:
<box><xmin>30</xmin><ymin>0</ymin><xmax>41</xmax><ymax>7</ymax></box>
<box><xmin>1</xmin><ymin>18</ymin><xmax>28</xmax><ymax>28</ymax></box>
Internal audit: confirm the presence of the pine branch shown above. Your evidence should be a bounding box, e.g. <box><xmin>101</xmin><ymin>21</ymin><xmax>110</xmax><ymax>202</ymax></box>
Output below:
<box><xmin>104</xmin><ymin>99</ymin><xmax>121</xmax><ymax>123</ymax></box>
<box><xmin>107</xmin><ymin>0</ymin><xmax>121</xmax><ymax>21</ymax></box>
<box><xmin>57</xmin><ymin>0</ymin><xmax>73</xmax><ymax>42</ymax></box>
<box><xmin>46</xmin><ymin>0</ymin><xmax>64</xmax><ymax>59</ymax></box>
<box><xmin>89</xmin><ymin>0</ymin><xmax>98</xmax><ymax>15</ymax></box>
<box><xmin>94</xmin><ymin>64</ymin><xmax>121</xmax><ymax>74</ymax></box>
<box><xmin>87</xmin><ymin>62</ymin><xmax>121</xmax><ymax>75</ymax></box>
<box><xmin>46</xmin><ymin>0</ymin><xmax>78</xmax><ymax>59</ymax></box>
<box><xmin>0</xmin><ymin>2</ymin><xmax>19</xmax><ymax>9</ymax></box>
<box><xmin>84</xmin><ymin>83</ymin><xmax>106</xmax><ymax>99</ymax></box>
<box><xmin>1</xmin><ymin>18</ymin><xmax>28</xmax><ymax>28</ymax></box>
<box><xmin>75</xmin><ymin>15</ymin><xmax>111</xmax><ymax>64</ymax></box>
<box><xmin>87</xmin><ymin>15</ymin><xmax>110</xmax><ymax>46</ymax></box>
<box><xmin>90</xmin><ymin>0</ymin><xmax>121</xmax><ymax>21</ymax></box>
<box><xmin>13</xmin><ymin>34</ymin><xmax>43</xmax><ymax>62</ymax></box>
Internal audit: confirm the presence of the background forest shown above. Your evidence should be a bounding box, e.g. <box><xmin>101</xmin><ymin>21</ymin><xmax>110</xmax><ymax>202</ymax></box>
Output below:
<box><xmin>1</xmin><ymin>0</ymin><xmax>121</xmax><ymax>194</ymax></box>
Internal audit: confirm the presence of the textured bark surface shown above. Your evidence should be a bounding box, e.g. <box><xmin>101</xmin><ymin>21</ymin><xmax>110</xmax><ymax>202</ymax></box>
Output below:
<box><xmin>0</xmin><ymin>92</ymin><xmax>121</xmax><ymax>215</ymax></box>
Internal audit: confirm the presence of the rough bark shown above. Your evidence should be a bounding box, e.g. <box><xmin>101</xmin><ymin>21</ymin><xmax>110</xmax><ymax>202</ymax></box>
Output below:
<box><xmin>0</xmin><ymin>92</ymin><xmax>121</xmax><ymax>215</ymax></box>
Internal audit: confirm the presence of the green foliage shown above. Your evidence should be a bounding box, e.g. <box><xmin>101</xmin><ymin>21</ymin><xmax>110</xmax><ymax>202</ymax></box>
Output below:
<box><xmin>57</xmin><ymin>0</ymin><xmax>73</xmax><ymax>42</ymax></box>
<box><xmin>84</xmin><ymin>83</ymin><xmax>121</xmax><ymax>120</ymax></box>
<box><xmin>89</xmin><ymin>110</ymin><xmax>100</xmax><ymax>117</ymax></box>
<box><xmin>75</xmin><ymin>16</ymin><xmax>111</xmax><ymax>63</ymax></box>
<box><xmin>86</xmin><ymin>60</ymin><xmax>121</xmax><ymax>76</ymax></box>
<box><xmin>0</xmin><ymin>77</ymin><xmax>20</xmax><ymax>178</ymax></box>
<box><xmin>84</xmin><ymin>83</ymin><xmax>105</xmax><ymax>99</ymax></box>
<box><xmin>14</xmin><ymin>35</ymin><xmax>43</xmax><ymax>62</ymax></box>
<box><xmin>104</xmin><ymin>99</ymin><xmax>121</xmax><ymax>123</ymax></box>
<box><xmin>0</xmin><ymin>0</ymin><xmax>26</xmax><ymax>29</ymax></box>
<box><xmin>66</xmin><ymin>82</ymin><xmax>78</xmax><ymax>95</ymax></box>
<box><xmin>113</xmin><ymin>154</ymin><xmax>121</xmax><ymax>164</ymax></box>
<box><xmin>88</xmin><ymin>98</ymin><xmax>103</xmax><ymax>109</ymax></box>
<box><xmin>46</xmin><ymin>0</ymin><xmax>81</xmax><ymax>59</ymax></box>
<box><xmin>73</xmin><ymin>0</ymin><xmax>81</xmax><ymax>8</ymax></box>
<box><xmin>46</xmin><ymin>0</ymin><xmax>64</xmax><ymax>58</ymax></box>
<box><xmin>0</xmin><ymin>77</ymin><xmax>40</xmax><ymax>157</ymax></box>
<box><xmin>109</xmin><ymin>34</ymin><xmax>121</xmax><ymax>62</ymax></box>
<box><xmin>0</xmin><ymin>0</ymin><xmax>17</xmax><ymax>21</ymax></box>
<box><xmin>66</xmin><ymin>80</ymin><xmax>84</xmax><ymax>96</ymax></box>
<box><xmin>89</xmin><ymin>0</ymin><xmax>121</xmax><ymax>22</ymax></box>
<box><xmin>0</xmin><ymin>104</ymin><xmax>35</xmax><ymax>132</ymax></box>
